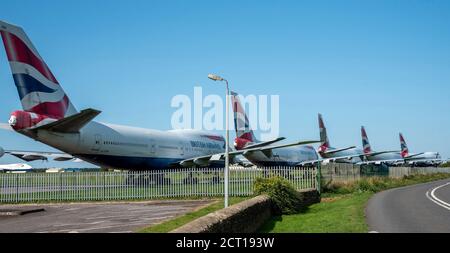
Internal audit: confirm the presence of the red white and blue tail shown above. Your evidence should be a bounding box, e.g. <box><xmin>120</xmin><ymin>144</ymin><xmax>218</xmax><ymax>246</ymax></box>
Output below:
<box><xmin>230</xmin><ymin>91</ymin><xmax>257</xmax><ymax>150</ymax></box>
<box><xmin>318</xmin><ymin>113</ymin><xmax>330</xmax><ymax>152</ymax></box>
<box><xmin>361</xmin><ymin>126</ymin><xmax>372</xmax><ymax>154</ymax></box>
<box><xmin>0</xmin><ymin>21</ymin><xmax>77</xmax><ymax>120</ymax></box>
<box><xmin>399</xmin><ymin>133</ymin><xmax>409</xmax><ymax>158</ymax></box>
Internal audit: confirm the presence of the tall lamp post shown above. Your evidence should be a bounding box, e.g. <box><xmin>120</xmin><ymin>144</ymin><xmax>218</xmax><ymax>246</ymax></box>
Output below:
<box><xmin>208</xmin><ymin>73</ymin><xmax>230</xmax><ymax>208</ymax></box>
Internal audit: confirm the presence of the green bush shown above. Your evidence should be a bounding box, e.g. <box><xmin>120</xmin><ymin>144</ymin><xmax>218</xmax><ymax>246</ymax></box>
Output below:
<box><xmin>254</xmin><ymin>176</ymin><xmax>302</xmax><ymax>215</ymax></box>
<box><xmin>322</xmin><ymin>173</ymin><xmax>450</xmax><ymax>195</ymax></box>
<box><xmin>440</xmin><ymin>162</ymin><xmax>450</xmax><ymax>168</ymax></box>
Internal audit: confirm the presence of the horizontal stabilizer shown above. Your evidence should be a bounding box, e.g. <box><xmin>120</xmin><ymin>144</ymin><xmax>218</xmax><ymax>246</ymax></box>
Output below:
<box><xmin>241</xmin><ymin>137</ymin><xmax>286</xmax><ymax>149</ymax></box>
<box><xmin>34</xmin><ymin>108</ymin><xmax>101</xmax><ymax>133</ymax></box>
<box><xmin>0</xmin><ymin>123</ymin><xmax>13</xmax><ymax>131</ymax></box>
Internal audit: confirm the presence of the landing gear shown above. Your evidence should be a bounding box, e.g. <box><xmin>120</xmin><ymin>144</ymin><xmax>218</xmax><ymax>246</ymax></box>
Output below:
<box><xmin>153</xmin><ymin>172</ymin><xmax>172</xmax><ymax>185</ymax></box>
<box><xmin>211</xmin><ymin>171</ymin><xmax>221</xmax><ymax>184</ymax></box>
<box><xmin>125</xmin><ymin>171</ymin><xmax>171</xmax><ymax>186</ymax></box>
<box><xmin>183</xmin><ymin>172</ymin><xmax>198</xmax><ymax>184</ymax></box>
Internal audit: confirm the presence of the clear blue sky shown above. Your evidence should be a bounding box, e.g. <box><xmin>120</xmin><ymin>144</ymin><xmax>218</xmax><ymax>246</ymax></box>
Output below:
<box><xmin>1</xmin><ymin>0</ymin><xmax>449</xmax><ymax>167</ymax></box>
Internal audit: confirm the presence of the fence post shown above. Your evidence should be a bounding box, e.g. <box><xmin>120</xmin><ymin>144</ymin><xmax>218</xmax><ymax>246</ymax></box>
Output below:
<box><xmin>316</xmin><ymin>162</ymin><xmax>322</xmax><ymax>194</ymax></box>
<box><xmin>103</xmin><ymin>172</ymin><xmax>106</xmax><ymax>200</ymax></box>
<box><xmin>59</xmin><ymin>173</ymin><xmax>63</xmax><ymax>202</ymax></box>
<box><xmin>15</xmin><ymin>173</ymin><xmax>19</xmax><ymax>203</ymax></box>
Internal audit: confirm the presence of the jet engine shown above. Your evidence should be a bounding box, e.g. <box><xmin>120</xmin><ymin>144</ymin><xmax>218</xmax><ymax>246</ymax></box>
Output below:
<box><xmin>0</xmin><ymin>146</ymin><xmax>4</xmax><ymax>158</ymax></box>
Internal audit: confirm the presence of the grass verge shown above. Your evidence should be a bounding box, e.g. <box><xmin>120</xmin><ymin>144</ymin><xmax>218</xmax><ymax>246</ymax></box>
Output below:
<box><xmin>260</xmin><ymin>173</ymin><xmax>450</xmax><ymax>233</ymax></box>
<box><xmin>138</xmin><ymin>197</ymin><xmax>248</xmax><ymax>233</ymax></box>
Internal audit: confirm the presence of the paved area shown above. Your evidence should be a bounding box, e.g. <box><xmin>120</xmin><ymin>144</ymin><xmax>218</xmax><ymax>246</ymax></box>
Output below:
<box><xmin>366</xmin><ymin>178</ymin><xmax>450</xmax><ymax>233</ymax></box>
<box><xmin>0</xmin><ymin>199</ymin><xmax>213</xmax><ymax>233</ymax></box>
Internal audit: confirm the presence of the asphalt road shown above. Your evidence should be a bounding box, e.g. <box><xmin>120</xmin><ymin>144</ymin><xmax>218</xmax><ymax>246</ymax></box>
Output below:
<box><xmin>366</xmin><ymin>178</ymin><xmax>450</xmax><ymax>233</ymax></box>
<box><xmin>0</xmin><ymin>199</ymin><xmax>212</xmax><ymax>233</ymax></box>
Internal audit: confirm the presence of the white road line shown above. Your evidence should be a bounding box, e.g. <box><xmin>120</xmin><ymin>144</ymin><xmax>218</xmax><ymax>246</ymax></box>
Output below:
<box><xmin>425</xmin><ymin>182</ymin><xmax>450</xmax><ymax>211</ymax></box>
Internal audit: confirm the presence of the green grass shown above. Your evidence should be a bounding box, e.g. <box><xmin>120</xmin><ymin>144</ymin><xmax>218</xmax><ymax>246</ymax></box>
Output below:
<box><xmin>260</xmin><ymin>192</ymin><xmax>371</xmax><ymax>233</ymax></box>
<box><xmin>260</xmin><ymin>173</ymin><xmax>450</xmax><ymax>233</ymax></box>
<box><xmin>138</xmin><ymin>197</ymin><xmax>248</xmax><ymax>233</ymax></box>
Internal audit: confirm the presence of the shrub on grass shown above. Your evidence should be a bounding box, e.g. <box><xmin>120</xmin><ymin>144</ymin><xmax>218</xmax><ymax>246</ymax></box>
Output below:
<box><xmin>322</xmin><ymin>173</ymin><xmax>450</xmax><ymax>195</ymax></box>
<box><xmin>439</xmin><ymin>162</ymin><xmax>450</xmax><ymax>168</ymax></box>
<box><xmin>254</xmin><ymin>176</ymin><xmax>302</xmax><ymax>215</ymax></box>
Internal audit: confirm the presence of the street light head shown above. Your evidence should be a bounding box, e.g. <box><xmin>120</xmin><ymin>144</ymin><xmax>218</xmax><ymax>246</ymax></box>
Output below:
<box><xmin>208</xmin><ymin>73</ymin><xmax>224</xmax><ymax>82</ymax></box>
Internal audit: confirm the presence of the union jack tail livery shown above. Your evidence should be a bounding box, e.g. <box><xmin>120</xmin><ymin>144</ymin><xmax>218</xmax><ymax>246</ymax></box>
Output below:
<box><xmin>0</xmin><ymin>21</ymin><xmax>77</xmax><ymax>130</ymax></box>
<box><xmin>361</xmin><ymin>126</ymin><xmax>372</xmax><ymax>154</ymax></box>
<box><xmin>318</xmin><ymin>113</ymin><xmax>330</xmax><ymax>152</ymax></box>
<box><xmin>399</xmin><ymin>133</ymin><xmax>409</xmax><ymax>158</ymax></box>
<box><xmin>230</xmin><ymin>91</ymin><xmax>257</xmax><ymax>150</ymax></box>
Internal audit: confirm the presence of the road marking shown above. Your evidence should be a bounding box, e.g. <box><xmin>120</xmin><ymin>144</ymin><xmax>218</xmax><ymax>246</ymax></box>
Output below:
<box><xmin>426</xmin><ymin>182</ymin><xmax>450</xmax><ymax>211</ymax></box>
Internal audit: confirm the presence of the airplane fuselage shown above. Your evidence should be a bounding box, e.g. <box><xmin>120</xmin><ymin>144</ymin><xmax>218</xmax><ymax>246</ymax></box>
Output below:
<box><xmin>406</xmin><ymin>152</ymin><xmax>442</xmax><ymax>166</ymax></box>
<box><xmin>19</xmin><ymin>121</ymin><xmax>226</xmax><ymax>170</ymax></box>
<box><xmin>243</xmin><ymin>145</ymin><xmax>318</xmax><ymax>167</ymax></box>
<box><xmin>365</xmin><ymin>151</ymin><xmax>403</xmax><ymax>165</ymax></box>
<box><xmin>319</xmin><ymin>147</ymin><xmax>363</xmax><ymax>164</ymax></box>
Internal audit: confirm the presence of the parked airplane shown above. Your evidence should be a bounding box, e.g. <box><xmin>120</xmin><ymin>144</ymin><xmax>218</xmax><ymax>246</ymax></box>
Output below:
<box><xmin>399</xmin><ymin>133</ymin><xmax>442</xmax><ymax>167</ymax></box>
<box><xmin>0</xmin><ymin>20</ymin><xmax>314</xmax><ymax>170</ymax></box>
<box><xmin>230</xmin><ymin>91</ymin><xmax>319</xmax><ymax>166</ymax></box>
<box><xmin>359</xmin><ymin>126</ymin><xmax>403</xmax><ymax>165</ymax></box>
<box><xmin>317</xmin><ymin>113</ymin><xmax>363</xmax><ymax>164</ymax></box>
<box><xmin>0</xmin><ymin>146</ymin><xmax>81</xmax><ymax>162</ymax></box>
<box><xmin>0</xmin><ymin>163</ymin><xmax>32</xmax><ymax>172</ymax></box>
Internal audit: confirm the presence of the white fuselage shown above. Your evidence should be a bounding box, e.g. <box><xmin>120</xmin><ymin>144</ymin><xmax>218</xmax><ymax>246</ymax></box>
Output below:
<box><xmin>406</xmin><ymin>152</ymin><xmax>442</xmax><ymax>166</ymax></box>
<box><xmin>365</xmin><ymin>151</ymin><xmax>403</xmax><ymax>165</ymax></box>
<box><xmin>319</xmin><ymin>147</ymin><xmax>363</xmax><ymax>164</ymax></box>
<box><xmin>243</xmin><ymin>145</ymin><xmax>318</xmax><ymax>167</ymax></box>
<box><xmin>0</xmin><ymin>163</ymin><xmax>32</xmax><ymax>172</ymax></box>
<box><xmin>21</xmin><ymin>121</ymin><xmax>226</xmax><ymax>170</ymax></box>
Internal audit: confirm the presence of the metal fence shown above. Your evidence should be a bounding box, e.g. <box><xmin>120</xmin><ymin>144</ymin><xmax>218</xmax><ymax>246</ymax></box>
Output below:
<box><xmin>321</xmin><ymin>163</ymin><xmax>361</xmax><ymax>183</ymax></box>
<box><xmin>389</xmin><ymin>166</ymin><xmax>450</xmax><ymax>178</ymax></box>
<box><xmin>0</xmin><ymin>167</ymin><xmax>317</xmax><ymax>203</ymax></box>
<box><xmin>320</xmin><ymin>163</ymin><xmax>450</xmax><ymax>183</ymax></box>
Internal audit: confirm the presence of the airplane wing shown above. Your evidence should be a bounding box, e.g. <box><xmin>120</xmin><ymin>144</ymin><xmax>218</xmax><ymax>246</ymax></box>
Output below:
<box><xmin>296</xmin><ymin>159</ymin><xmax>321</xmax><ymax>167</ymax></box>
<box><xmin>295</xmin><ymin>153</ymin><xmax>365</xmax><ymax>167</ymax></box>
<box><xmin>177</xmin><ymin>140</ymin><xmax>320</xmax><ymax>167</ymax></box>
<box><xmin>2</xmin><ymin>150</ymin><xmax>77</xmax><ymax>162</ymax></box>
<box><xmin>403</xmin><ymin>153</ymin><xmax>425</xmax><ymax>160</ymax></box>
<box><xmin>364</xmin><ymin>150</ymin><xmax>400</xmax><ymax>157</ymax></box>
<box><xmin>357</xmin><ymin>159</ymin><xmax>404</xmax><ymax>165</ymax></box>
<box><xmin>241</xmin><ymin>137</ymin><xmax>286</xmax><ymax>149</ymax></box>
<box><xmin>322</xmin><ymin>146</ymin><xmax>356</xmax><ymax>155</ymax></box>
<box><xmin>322</xmin><ymin>153</ymin><xmax>365</xmax><ymax>163</ymax></box>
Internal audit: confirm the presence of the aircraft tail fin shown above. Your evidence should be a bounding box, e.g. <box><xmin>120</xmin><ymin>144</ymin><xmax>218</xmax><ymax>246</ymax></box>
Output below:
<box><xmin>399</xmin><ymin>133</ymin><xmax>409</xmax><ymax>158</ymax></box>
<box><xmin>0</xmin><ymin>20</ymin><xmax>77</xmax><ymax>119</ymax></box>
<box><xmin>318</xmin><ymin>113</ymin><xmax>330</xmax><ymax>152</ymax></box>
<box><xmin>230</xmin><ymin>91</ymin><xmax>258</xmax><ymax>150</ymax></box>
<box><xmin>361</xmin><ymin>126</ymin><xmax>372</xmax><ymax>154</ymax></box>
